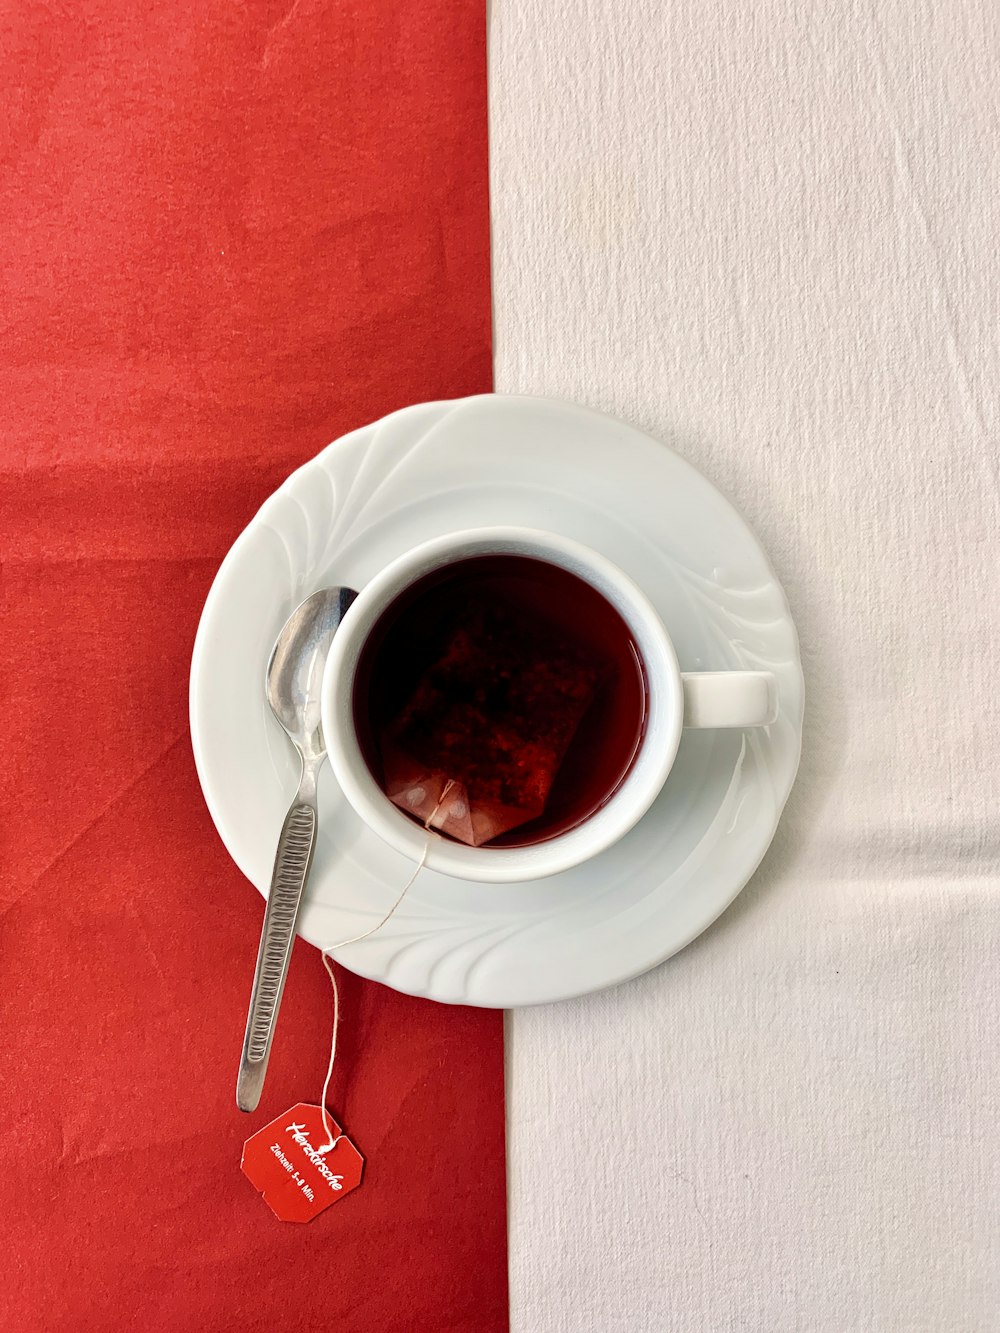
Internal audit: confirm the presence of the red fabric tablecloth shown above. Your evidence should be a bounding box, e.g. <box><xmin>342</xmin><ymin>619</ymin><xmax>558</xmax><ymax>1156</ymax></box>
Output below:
<box><xmin>1</xmin><ymin>2</ymin><xmax>506</xmax><ymax>1328</ymax></box>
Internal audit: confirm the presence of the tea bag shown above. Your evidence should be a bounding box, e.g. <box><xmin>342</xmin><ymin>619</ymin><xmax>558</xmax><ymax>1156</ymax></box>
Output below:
<box><xmin>381</xmin><ymin>604</ymin><xmax>605</xmax><ymax>846</ymax></box>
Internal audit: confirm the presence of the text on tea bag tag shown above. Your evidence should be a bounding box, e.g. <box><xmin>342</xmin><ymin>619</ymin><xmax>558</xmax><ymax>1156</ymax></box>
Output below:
<box><xmin>242</xmin><ymin>1103</ymin><xmax>363</xmax><ymax>1223</ymax></box>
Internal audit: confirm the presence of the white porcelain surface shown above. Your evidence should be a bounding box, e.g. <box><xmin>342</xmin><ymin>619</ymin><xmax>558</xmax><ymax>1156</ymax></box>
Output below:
<box><xmin>189</xmin><ymin>395</ymin><xmax>803</xmax><ymax>1006</ymax></box>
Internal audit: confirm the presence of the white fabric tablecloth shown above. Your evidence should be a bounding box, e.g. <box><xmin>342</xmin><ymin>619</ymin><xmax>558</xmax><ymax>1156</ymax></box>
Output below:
<box><xmin>491</xmin><ymin>3</ymin><xmax>1000</xmax><ymax>1328</ymax></box>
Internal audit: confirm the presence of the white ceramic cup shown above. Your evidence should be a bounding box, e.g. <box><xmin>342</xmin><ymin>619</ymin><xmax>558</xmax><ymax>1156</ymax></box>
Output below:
<box><xmin>321</xmin><ymin>528</ymin><xmax>775</xmax><ymax>883</ymax></box>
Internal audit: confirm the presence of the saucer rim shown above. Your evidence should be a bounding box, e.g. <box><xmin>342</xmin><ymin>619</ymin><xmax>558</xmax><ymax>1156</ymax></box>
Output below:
<box><xmin>189</xmin><ymin>393</ymin><xmax>804</xmax><ymax>1006</ymax></box>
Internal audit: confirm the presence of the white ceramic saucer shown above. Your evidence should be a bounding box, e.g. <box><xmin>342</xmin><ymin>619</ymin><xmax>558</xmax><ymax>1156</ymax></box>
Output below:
<box><xmin>190</xmin><ymin>396</ymin><xmax>803</xmax><ymax>1007</ymax></box>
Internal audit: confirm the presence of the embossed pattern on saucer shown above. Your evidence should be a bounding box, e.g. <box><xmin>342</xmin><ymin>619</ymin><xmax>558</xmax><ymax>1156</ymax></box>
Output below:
<box><xmin>190</xmin><ymin>396</ymin><xmax>803</xmax><ymax>1006</ymax></box>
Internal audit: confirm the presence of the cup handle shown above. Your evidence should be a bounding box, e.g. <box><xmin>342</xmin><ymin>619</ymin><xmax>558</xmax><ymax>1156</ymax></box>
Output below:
<box><xmin>681</xmin><ymin>670</ymin><xmax>777</xmax><ymax>729</ymax></box>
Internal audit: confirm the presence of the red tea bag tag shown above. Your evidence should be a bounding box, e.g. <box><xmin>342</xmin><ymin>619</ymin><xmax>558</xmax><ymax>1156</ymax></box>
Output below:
<box><xmin>241</xmin><ymin>1103</ymin><xmax>364</xmax><ymax>1223</ymax></box>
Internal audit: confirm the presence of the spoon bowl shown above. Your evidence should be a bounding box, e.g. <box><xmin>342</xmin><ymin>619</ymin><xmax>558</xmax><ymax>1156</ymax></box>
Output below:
<box><xmin>267</xmin><ymin>588</ymin><xmax>357</xmax><ymax>763</ymax></box>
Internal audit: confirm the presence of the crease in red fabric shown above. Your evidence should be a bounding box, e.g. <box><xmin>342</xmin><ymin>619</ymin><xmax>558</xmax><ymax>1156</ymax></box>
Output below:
<box><xmin>0</xmin><ymin>2</ymin><xmax>507</xmax><ymax>1328</ymax></box>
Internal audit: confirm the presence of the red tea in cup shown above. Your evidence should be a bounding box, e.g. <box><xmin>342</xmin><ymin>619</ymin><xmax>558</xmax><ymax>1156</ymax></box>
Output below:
<box><xmin>352</xmin><ymin>555</ymin><xmax>647</xmax><ymax>848</ymax></box>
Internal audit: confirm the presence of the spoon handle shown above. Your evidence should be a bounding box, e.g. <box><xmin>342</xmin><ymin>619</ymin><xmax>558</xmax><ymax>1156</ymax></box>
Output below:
<box><xmin>237</xmin><ymin>786</ymin><xmax>318</xmax><ymax>1112</ymax></box>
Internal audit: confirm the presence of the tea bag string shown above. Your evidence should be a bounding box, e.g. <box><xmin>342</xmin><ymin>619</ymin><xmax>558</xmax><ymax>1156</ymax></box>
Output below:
<box><xmin>315</xmin><ymin>781</ymin><xmax>456</xmax><ymax>1155</ymax></box>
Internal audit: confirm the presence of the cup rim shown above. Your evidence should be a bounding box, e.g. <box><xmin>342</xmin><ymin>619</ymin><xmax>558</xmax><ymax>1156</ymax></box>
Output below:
<box><xmin>320</xmin><ymin>527</ymin><xmax>682</xmax><ymax>882</ymax></box>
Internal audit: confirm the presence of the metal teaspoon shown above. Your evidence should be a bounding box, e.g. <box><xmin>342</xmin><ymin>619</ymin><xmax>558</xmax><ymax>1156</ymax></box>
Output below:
<box><xmin>236</xmin><ymin>586</ymin><xmax>357</xmax><ymax>1113</ymax></box>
